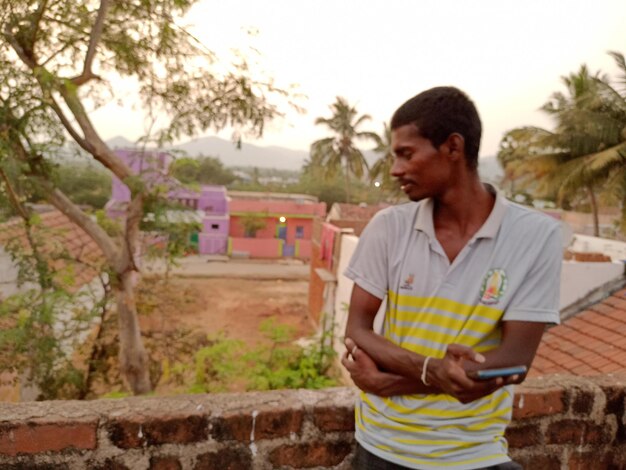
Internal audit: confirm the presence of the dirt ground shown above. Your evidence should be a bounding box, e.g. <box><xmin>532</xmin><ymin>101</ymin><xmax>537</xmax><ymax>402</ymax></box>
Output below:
<box><xmin>88</xmin><ymin>275</ymin><xmax>319</xmax><ymax>397</ymax></box>
<box><xmin>137</xmin><ymin>277</ymin><xmax>315</xmax><ymax>346</ymax></box>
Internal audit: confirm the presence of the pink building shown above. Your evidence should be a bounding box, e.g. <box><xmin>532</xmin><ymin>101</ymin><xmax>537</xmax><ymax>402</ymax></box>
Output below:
<box><xmin>228</xmin><ymin>199</ymin><xmax>326</xmax><ymax>259</ymax></box>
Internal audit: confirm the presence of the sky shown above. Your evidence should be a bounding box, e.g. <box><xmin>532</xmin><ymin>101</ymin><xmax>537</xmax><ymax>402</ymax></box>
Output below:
<box><xmin>94</xmin><ymin>0</ymin><xmax>626</xmax><ymax>158</ymax></box>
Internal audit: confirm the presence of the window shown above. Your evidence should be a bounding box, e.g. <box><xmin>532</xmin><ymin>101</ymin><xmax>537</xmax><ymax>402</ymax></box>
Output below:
<box><xmin>295</xmin><ymin>226</ymin><xmax>304</xmax><ymax>239</ymax></box>
<box><xmin>211</xmin><ymin>224</ymin><xmax>219</xmax><ymax>230</ymax></box>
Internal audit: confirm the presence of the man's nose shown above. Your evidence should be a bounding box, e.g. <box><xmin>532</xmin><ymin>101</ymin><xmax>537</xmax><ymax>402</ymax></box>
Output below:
<box><xmin>390</xmin><ymin>158</ymin><xmax>403</xmax><ymax>178</ymax></box>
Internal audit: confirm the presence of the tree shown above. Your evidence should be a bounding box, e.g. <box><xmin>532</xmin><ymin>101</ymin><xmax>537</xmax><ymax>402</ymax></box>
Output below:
<box><xmin>240</xmin><ymin>214</ymin><xmax>266</xmax><ymax>238</ymax></box>
<box><xmin>170</xmin><ymin>156</ymin><xmax>237</xmax><ymax>186</ymax></box>
<box><xmin>0</xmin><ymin>0</ymin><xmax>289</xmax><ymax>394</ymax></box>
<box><xmin>369</xmin><ymin>122</ymin><xmax>403</xmax><ymax>202</ymax></box>
<box><xmin>498</xmin><ymin>59</ymin><xmax>626</xmax><ymax>236</ymax></box>
<box><xmin>310</xmin><ymin>97</ymin><xmax>377</xmax><ymax>202</ymax></box>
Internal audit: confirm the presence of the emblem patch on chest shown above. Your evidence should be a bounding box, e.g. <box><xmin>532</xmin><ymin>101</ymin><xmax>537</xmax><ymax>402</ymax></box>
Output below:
<box><xmin>400</xmin><ymin>274</ymin><xmax>415</xmax><ymax>290</ymax></box>
<box><xmin>479</xmin><ymin>269</ymin><xmax>508</xmax><ymax>305</ymax></box>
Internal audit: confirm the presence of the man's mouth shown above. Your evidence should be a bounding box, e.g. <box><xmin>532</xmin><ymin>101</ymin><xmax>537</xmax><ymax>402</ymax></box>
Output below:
<box><xmin>399</xmin><ymin>180</ymin><xmax>413</xmax><ymax>192</ymax></box>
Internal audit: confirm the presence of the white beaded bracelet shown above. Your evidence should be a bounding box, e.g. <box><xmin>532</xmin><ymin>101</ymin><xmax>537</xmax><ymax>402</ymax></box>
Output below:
<box><xmin>421</xmin><ymin>356</ymin><xmax>432</xmax><ymax>386</ymax></box>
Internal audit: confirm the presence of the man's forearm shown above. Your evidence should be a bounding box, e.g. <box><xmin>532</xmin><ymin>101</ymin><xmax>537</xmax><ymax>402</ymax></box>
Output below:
<box><xmin>373</xmin><ymin>373</ymin><xmax>440</xmax><ymax>397</ymax></box>
<box><xmin>349</xmin><ymin>327</ymin><xmax>427</xmax><ymax>382</ymax></box>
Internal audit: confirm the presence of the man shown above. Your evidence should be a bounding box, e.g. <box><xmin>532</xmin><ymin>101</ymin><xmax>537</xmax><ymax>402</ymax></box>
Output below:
<box><xmin>342</xmin><ymin>86</ymin><xmax>561</xmax><ymax>469</ymax></box>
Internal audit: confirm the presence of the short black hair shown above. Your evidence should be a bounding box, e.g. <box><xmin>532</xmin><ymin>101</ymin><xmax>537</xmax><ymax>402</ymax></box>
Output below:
<box><xmin>390</xmin><ymin>86</ymin><xmax>482</xmax><ymax>169</ymax></box>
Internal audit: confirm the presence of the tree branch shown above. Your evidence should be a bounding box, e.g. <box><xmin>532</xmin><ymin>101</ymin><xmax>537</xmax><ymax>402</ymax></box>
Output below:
<box><xmin>30</xmin><ymin>0</ymin><xmax>49</xmax><ymax>48</ymax></box>
<box><xmin>3</xmin><ymin>125</ymin><xmax>121</xmax><ymax>268</ymax></box>
<box><xmin>72</xmin><ymin>0</ymin><xmax>110</xmax><ymax>86</ymax></box>
<box><xmin>45</xmin><ymin>92</ymin><xmax>90</xmax><ymax>149</ymax></box>
<box><xmin>55</xmin><ymin>82</ymin><xmax>133</xmax><ymax>180</ymax></box>
<box><xmin>3</xmin><ymin>22</ymin><xmax>37</xmax><ymax>68</ymax></box>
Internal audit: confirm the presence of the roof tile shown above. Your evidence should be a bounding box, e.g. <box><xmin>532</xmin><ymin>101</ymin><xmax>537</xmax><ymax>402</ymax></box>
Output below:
<box><xmin>532</xmin><ymin>285</ymin><xmax>626</xmax><ymax>378</ymax></box>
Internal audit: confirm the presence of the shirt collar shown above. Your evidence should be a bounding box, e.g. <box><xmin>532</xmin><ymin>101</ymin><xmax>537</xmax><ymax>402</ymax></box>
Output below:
<box><xmin>414</xmin><ymin>184</ymin><xmax>508</xmax><ymax>240</ymax></box>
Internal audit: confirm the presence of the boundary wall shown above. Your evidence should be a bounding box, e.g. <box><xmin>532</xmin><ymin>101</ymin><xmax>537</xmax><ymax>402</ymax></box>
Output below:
<box><xmin>0</xmin><ymin>375</ymin><xmax>625</xmax><ymax>469</ymax></box>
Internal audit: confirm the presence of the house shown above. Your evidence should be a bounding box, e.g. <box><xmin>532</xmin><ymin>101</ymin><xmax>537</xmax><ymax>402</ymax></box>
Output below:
<box><xmin>106</xmin><ymin>150</ymin><xmax>326</xmax><ymax>259</ymax></box>
<box><xmin>228</xmin><ymin>195</ymin><xmax>326</xmax><ymax>259</ymax></box>
<box><xmin>105</xmin><ymin>149</ymin><xmax>230</xmax><ymax>255</ymax></box>
<box><xmin>326</xmin><ymin>202</ymin><xmax>390</xmax><ymax>236</ymax></box>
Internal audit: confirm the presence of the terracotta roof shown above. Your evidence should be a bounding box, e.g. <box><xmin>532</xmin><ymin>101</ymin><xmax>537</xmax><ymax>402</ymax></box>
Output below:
<box><xmin>330</xmin><ymin>203</ymin><xmax>390</xmax><ymax>221</ymax></box>
<box><xmin>530</xmin><ymin>287</ymin><xmax>626</xmax><ymax>377</ymax></box>
<box><xmin>0</xmin><ymin>209</ymin><xmax>105</xmax><ymax>293</ymax></box>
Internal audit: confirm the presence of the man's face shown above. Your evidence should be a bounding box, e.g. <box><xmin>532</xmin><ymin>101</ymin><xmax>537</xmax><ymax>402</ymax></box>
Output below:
<box><xmin>390</xmin><ymin>124</ymin><xmax>452</xmax><ymax>202</ymax></box>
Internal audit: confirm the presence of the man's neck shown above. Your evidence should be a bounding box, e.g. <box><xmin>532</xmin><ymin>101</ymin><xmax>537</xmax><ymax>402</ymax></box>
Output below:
<box><xmin>432</xmin><ymin>175</ymin><xmax>495</xmax><ymax>240</ymax></box>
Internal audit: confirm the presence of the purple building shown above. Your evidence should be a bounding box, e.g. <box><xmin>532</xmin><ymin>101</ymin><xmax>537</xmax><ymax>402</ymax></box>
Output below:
<box><xmin>169</xmin><ymin>185</ymin><xmax>229</xmax><ymax>255</ymax></box>
<box><xmin>105</xmin><ymin>149</ymin><xmax>229</xmax><ymax>255</ymax></box>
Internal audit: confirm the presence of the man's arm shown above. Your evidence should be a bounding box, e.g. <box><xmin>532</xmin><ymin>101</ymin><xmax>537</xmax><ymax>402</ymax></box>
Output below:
<box><xmin>344</xmin><ymin>284</ymin><xmax>506</xmax><ymax>401</ymax></box>
<box><xmin>462</xmin><ymin>321</ymin><xmax>546</xmax><ymax>377</ymax></box>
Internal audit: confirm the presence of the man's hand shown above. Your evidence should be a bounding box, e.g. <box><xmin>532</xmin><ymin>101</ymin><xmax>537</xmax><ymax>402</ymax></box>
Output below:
<box><xmin>428</xmin><ymin>344</ymin><xmax>519</xmax><ymax>403</ymax></box>
<box><xmin>341</xmin><ymin>337</ymin><xmax>391</xmax><ymax>395</ymax></box>
<box><xmin>341</xmin><ymin>338</ymin><xmax>380</xmax><ymax>393</ymax></box>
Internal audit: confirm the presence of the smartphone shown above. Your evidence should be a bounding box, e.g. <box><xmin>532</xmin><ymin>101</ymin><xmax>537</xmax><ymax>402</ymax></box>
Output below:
<box><xmin>466</xmin><ymin>365</ymin><xmax>527</xmax><ymax>380</ymax></box>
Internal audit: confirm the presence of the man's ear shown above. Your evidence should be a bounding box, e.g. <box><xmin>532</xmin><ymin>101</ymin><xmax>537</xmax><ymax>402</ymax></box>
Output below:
<box><xmin>440</xmin><ymin>133</ymin><xmax>465</xmax><ymax>162</ymax></box>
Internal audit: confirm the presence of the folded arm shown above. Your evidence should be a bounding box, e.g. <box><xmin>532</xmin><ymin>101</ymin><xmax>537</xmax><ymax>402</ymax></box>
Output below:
<box><xmin>343</xmin><ymin>284</ymin><xmax>505</xmax><ymax>401</ymax></box>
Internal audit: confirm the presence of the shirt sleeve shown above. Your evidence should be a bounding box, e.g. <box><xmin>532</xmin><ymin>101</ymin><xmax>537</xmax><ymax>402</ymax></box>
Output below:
<box><xmin>344</xmin><ymin>211</ymin><xmax>389</xmax><ymax>300</ymax></box>
<box><xmin>503</xmin><ymin>222</ymin><xmax>562</xmax><ymax>324</ymax></box>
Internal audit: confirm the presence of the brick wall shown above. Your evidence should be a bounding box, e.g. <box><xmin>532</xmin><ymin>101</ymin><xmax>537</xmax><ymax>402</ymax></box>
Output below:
<box><xmin>0</xmin><ymin>375</ymin><xmax>625</xmax><ymax>469</ymax></box>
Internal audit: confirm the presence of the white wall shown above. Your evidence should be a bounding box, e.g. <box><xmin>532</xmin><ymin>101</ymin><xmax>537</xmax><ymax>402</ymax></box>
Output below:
<box><xmin>0</xmin><ymin>247</ymin><xmax>35</xmax><ymax>298</ymax></box>
<box><xmin>570</xmin><ymin>235</ymin><xmax>626</xmax><ymax>262</ymax></box>
<box><xmin>560</xmin><ymin>261</ymin><xmax>624</xmax><ymax>310</ymax></box>
<box><xmin>333</xmin><ymin>234</ymin><xmax>386</xmax><ymax>359</ymax></box>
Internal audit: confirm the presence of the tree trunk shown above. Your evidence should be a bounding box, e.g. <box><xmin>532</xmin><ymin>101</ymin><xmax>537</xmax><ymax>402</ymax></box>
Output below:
<box><xmin>344</xmin><ymin>158</ymin><xmax>351</xmax><ymax>203</ymax></box>
<box><xmin>114</xmin><ymin>269</ymin><xmax>151</xmax><ymax>394</ymax></box>
<box><xmin>587</xmin><ymin>184</ymin><xmax>600</xmax><ymax>237</ymax></box>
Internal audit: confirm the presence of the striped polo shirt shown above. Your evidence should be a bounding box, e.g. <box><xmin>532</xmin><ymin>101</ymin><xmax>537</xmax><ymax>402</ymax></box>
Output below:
<box><xmin>345</xmin><ymin>189</ymin><xmax>561</xmax><ymax>470</ymax></box>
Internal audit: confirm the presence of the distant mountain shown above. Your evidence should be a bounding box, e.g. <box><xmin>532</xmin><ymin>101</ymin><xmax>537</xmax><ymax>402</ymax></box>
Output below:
<box><xmin>172</xmin><ymin>136</ymin><xmax>309</xmax><ymax>171</ymax></box>
<box><xmin>104</xmin><ymin>135</ymin><xmax>505</xmax><ymax>181</ymax></box>
<box><xmin>106</xmin><ymin>135</ymin><xmax>309</xmax><ymax>171</ymax></box>
<box><xmin>107</xmin><ymin>136</ymin><xmax>136</xmax><ymax>149</ymax></box>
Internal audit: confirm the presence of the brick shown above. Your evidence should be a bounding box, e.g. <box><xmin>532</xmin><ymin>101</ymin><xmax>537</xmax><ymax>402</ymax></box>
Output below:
<box><xmin>547</xmin><ymin>420</ymin><xmax>613</xmax><ymax>445</ymax></box>
<box><xmin>149</xmin><ymin>456</ymin><xmax>182</xmax><ymax>470</ymax></box>
<box><xmin>270</xmin><ymin>441</ymin><xmax>352</xmax><ymax>468</ymax></box>
<box><xmin>505</xmin><ymin>423</ymin><xmax>542</xmax><ymax>448</ymax></box>
<box><xmin>512</xmin><ymin>453</ymin><xmax>562</xmax><ymax>470</ymax></box>
<box><xmin>600</xmin><ymin>383</ymin><xmax>626</xmax><ymax>416</ymax></box>
<box><xmin>0</xmin><ymin>464</ymin><xmax>69</xmax><ymax>470</ymax></box>
<box><xmin>255</xmin><ymin>409</ymin><xmax>303</xmax><ymax>440</ymax></box>
<box><xmin>568</xmin><ymin>452</ymin><xmax>611</xmax><ymax>470</ymax></box>
<box><xmin>0</xmin><ymin>421</ymin><xmax>97</xmax><ymax>456</ymax></box>
<box><xmin>572</xmin><ymin>390</ymin><xmax>596</xmax><ymax>414</ymax></box>
<box><xmin>194</xmin><ymin>447</ymin><xmax>252</xmax><ymax>470</ymax></box>
<box><xmin>513</xmin><ymin>388</ymin><xmax>566</xmax><ymax>419</ymax></box>
<box><xmin>313</xmin><ymin>406</ymin><xmax>355</xmax><ymax>432</ymax></box>
<box><xmin>212</xmin><ymin>409</ymin><xmax>303</xmax><ymax>442</ymax></box>
<box><xmin>108</xmin><ymin>416</ymin><xmax>208</xmax><ymax>449</ymax></box>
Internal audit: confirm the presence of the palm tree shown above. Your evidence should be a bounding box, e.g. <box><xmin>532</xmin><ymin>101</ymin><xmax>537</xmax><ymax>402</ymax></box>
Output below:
<box><xmin>310</xmin><ymin>97</ymin><xmax>378</xmax><ymax>202</ymax></box>
<box><xmin>498</xmin><ymin>59</ymin><xmax>626</xmax><ymax>236</ymax></box>
<box><xmin>370</xmin><ymin>122</ymin><xmax>403</xmax><ymax>201</ymax></box>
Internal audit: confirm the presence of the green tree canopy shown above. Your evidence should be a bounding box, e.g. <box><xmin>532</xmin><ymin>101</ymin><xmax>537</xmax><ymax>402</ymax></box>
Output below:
<box><xmin>0</xmin><ymin>0</ymin><xmax>291</xmax><ymax>394</ymax></box>
<box><xmin>170</xmin><ymin>156</ymin><xmax>237</xmax><ymax>186</ymax></box>
<box><xmin>498</xmin><ymin>55</ymin><xmax>626</xmax><ymax>236</ymax></box>
<box><xmin>310</xmin><ymin>97</ymin><xmax>378</xmax><ymax>202</ymax></box>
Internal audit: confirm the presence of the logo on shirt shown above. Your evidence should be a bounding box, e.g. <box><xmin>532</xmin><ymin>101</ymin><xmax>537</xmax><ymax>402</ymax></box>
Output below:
<box><xmin>479</xmin><ymin>269</ymin><xmax>508</xmax><ymax>305</ymax></box>
<box><xmin>400</xmin><ymin>274</ymin><xmax>415</xmax><ymax>290</ymax></box>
